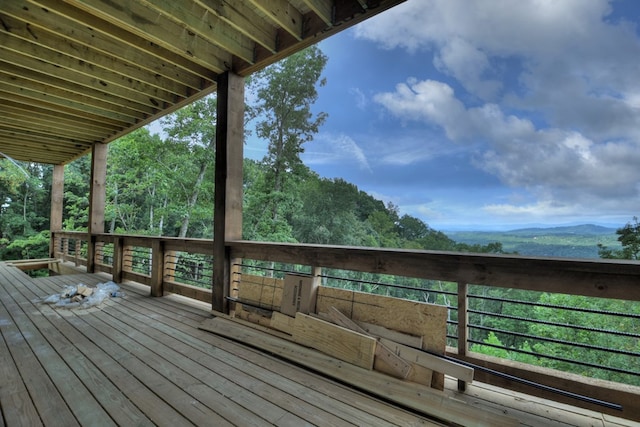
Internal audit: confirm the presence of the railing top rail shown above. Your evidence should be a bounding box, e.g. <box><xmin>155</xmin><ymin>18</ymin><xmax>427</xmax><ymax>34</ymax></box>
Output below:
<box><xmin>228</xmin><ymin>240</ymin><xmax>640</xmax><ymax>301</ymax></box>
<box><xmin>50</xmin><ymin>233</ymin><xmax>640</xmax><ymax>301</ymax></box>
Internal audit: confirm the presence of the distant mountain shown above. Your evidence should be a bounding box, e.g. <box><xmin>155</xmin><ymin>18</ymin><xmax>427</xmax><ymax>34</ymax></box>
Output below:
<box><xmin>448</xmin><ymin>224</ymin><xmax>620</xmax><ymax>259</ymax></box>
<box><xmin>505</xmin><ymin>224</ymin><xmax>616</xmax><ymax>236</ymax></box>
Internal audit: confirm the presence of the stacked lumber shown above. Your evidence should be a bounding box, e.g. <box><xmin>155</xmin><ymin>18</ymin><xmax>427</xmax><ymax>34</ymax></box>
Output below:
<box><xmin>200</xmin><ymin>313</ymin><xmax>517</xmax><ymax>427</ymax></box>
<box><xmin>233</xmin><ymin>274</ymin><xmax>470</xmax><ymax>386</ymax></box>
<box><xmin>208</xmin><ymin>273</ymin><xmax>519</xmax><ymax>425</ymax></box>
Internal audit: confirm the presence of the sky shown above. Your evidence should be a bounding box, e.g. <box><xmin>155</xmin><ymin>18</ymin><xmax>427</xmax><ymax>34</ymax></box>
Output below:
<box><xmin>244</xmin><ymin>0</ymin><xmax>640</xmax><ymax>231</ymax></box>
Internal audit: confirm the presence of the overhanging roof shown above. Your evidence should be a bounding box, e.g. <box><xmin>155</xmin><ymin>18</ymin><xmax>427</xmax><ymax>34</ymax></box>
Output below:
<box><xmin>0</xmin><ymin>0</ymin><xmax>404</xmax><ymax>165</ymax></box>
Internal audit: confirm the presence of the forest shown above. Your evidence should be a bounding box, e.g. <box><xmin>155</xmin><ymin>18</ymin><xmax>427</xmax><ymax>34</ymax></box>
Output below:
<box><xmin>0</xmin><ymin>46</ymin><xmax>638</xmax><ymax>387</ymax></box>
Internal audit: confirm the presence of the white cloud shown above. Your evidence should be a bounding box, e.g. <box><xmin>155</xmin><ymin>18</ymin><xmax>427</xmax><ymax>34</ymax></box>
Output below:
<box><xmin>304</xmin><ymin>133</ymin><xmax>371</xmax><ymax>172</ymax></box>
<box><xmin>434</xmin><ymin>37</ymin><xmax>502</xmax><ymax>100</ymax></box>
<box><xmin>360</xmin><ymin>0</ymin><xmax>640</xmax><ymax>223</ymax></box>
<box><xmin>374</xmin><ymin>77</ymin><xmax>640</xmax><ymax>212</ymax></box>
<box><xmin>374</xmin><ymin>79</ymin><xmax>468</xmax><ymax>140</ymax></box>
<box><xmin>357</xmin><ymin>0</ymin><xmax>640</xmax><ymax>136</ymax></box>
<box><xmin>356</xmin><ymin>0</ymin><xmax>616</xmax><ymax>57</ymax></box>
<box><xmin>349</xmin><ymin>87</ymin><xmax>368</xmax><ymax>110</ymax></box>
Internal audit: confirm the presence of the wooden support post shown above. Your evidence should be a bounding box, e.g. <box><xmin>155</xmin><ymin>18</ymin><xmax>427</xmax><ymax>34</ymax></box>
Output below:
<box><xmin>457</xmin><ymin>281</ymin><xmax>469</xmax><ymax>391</ymax></box>
<box><xmin>212</xmin><ymin>71</ymin><xmax>244</xmax><ymax>313</ymax></box>
<box><xmin>112</xmin><ymin>237</ymin><xmax>124</xmax><ymax>283</ymax></box>
<box><xmin>87</xmin><ymin>143</ymin><xmax>107</xmax><ymax>273</ymax></box>
<box><xmin>150</xmin><ymin>240</ymin><xmax>165</xmax><ymax>297</ymax></box>
<box><xmin>49</xmin><ymin>164</ymin><xmax>64</xmax><ymax>259</ymax></box>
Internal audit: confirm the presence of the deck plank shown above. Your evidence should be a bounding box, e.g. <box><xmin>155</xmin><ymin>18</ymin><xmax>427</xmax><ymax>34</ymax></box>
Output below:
<box><xmin>5</xmin><ymin>262</ymin><xmax>636</xmax><ymax>427</ymax></box>
<box><xmin>96</xmin><ymin>304</ymin><xmax>329</xmax><ymax>426</ymax></box>
<box><xmin>0</xmin><ymin>272</ymin><xmax>81</xmax><ymax>427</ymax></box>
<box><xmin>105</xmin><ymin>294</ymin><xmax>418</xmax><ymax>426</ymax></box>
<box><xmin>14</xmin><ymin>266</ymin><xmax>439</xmax><ymax>426</ymax></box>
<box><xmin>29</xmin><ymin>276</ymin><xmax>285</xmax><ymax>426</ymax></box>
<box><xmin>0</xmin><ymin>280</ymin><xmax>116</xmax><ymax>427</ymax></box>
<box><xmin>82</xmin><ymin>308</ymin><xmax>291</xmax><ymax>426</ymax></box>
<box><xmin>6</xmin><ymin>269</ymin><xmax>158</xmax><ymax>427</ymax></box>
<box><xmin>116</xmin><ymin>284</ymin><xmax>439</xmax><ymax>427</ymax></box>
<box><xmin>24</xmin><ymin>275</ymin><xmax>235</xmax><ymax>427</ymax></box>
<box><xmin>0</xmin><ymin>311</ymin><xmax>42</xmax><ymax>427</ymax></box>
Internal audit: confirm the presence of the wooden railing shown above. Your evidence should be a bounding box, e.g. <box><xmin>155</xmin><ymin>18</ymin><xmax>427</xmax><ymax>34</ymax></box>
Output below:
<box><xmin>50</xmin><ymin>231</ymin><xmax>640</xmax><ymax>422</ymax></box>
<box><xmin>51</xmin><ymin>231</ymin><xmax>214</xmax><ymax>302</ymax></box>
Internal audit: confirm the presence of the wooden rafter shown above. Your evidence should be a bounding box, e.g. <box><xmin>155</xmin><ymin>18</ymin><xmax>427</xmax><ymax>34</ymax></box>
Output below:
<box><xmin>0</xmin><ymin>0</ymin><xmax>405</xmax><ymax>165</ymax></box>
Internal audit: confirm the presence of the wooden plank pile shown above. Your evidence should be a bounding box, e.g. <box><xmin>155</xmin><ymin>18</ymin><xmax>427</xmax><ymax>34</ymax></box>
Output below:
<box><xmin>200</xmin><ymin>273</ymin><xmax>519</xmax><ymax>427</ymax></box>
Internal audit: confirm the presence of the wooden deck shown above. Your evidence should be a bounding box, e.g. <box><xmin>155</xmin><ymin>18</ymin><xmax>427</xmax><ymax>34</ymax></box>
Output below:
<box><xmin>0</xmin><ymin>262</ymin><xmax>636</xmax><ymax>427</ymax></box>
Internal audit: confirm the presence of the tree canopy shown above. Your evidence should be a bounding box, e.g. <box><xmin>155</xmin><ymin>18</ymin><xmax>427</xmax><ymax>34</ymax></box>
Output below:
<box><xmin>598</xmin><ymin>216</ymin><xmax>640</xmax><ymax>260</ymax></box>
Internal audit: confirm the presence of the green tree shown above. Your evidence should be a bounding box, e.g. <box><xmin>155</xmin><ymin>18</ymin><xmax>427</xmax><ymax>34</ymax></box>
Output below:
<box><xmin>250</xmin><ymin>46</ymin><xmax>327</xmax><ymax>193</ymax></box>
<box><xmin>292</xmin><ymin>177</ymin><xmax>376</xmax><ymax>246</ymax></box>
<box><xmin>598</xmin><ymin>216</ymin><xmax>640</xmax><ymax>260</ymax></box>
<box><xmin>161</xmin><ymin>96</ymin><xmax>217</xmax><ymax>238</ymax></box>
<box><xmin>0</xmin><ymin>159</ymin><xmax>52</xmax><ymax>261</ymax></box>
<box><xmin>245</xmin><ymin>46</ymin><xmax>328</xmax><ymax>241</ymax></box>
<box><xmin>63</xmin><ymin>156</ymin><xmax>91</xmax><ymax>230</ymax></box>
<box><xmin>367</xmin><ymin>208</ymin><xmax>400</xmax><ymax>248</ymax></box>
<box><xmin>107</xmin><ymin>128</ymin><xmax>169</xmax><ymax>234</ymax></box>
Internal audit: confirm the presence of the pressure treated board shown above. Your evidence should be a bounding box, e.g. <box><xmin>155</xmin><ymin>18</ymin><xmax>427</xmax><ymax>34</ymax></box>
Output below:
<box><xmin>235</xmin><ymin>304</ymin><xmax>273</xmax><ymax>328</ymax></box>
<box><xmin>237</xmin><ymin>274</ymin><xmax>283</xmax><ymax>310</ymax></box>
<box><xmin>405</xmin><ymin>363</ymin><xmax>434</xmax><ymax>387</ymax></box>
<box><xmin>238</xmin><ymin>277</ymin><xmax>445</xmax><ymax>353</ymax></box>
<box><xmin>357</xmin><ymin>321</ymin><xmax>423</xmax><ymax>348</ymax></box>
<box><xmin>316</xmin><ymin>286</ymin><xmax>447</xmax><ymax>354</ymax></box>
<box><xmin>270</xmin><ymin>311</ymin><xmax>295</xmax><ymax>334</ymax></box>
<box><xmin>201</xmin><ymin>317</ymin><xmax>519</xmax><ymax>427</ymax></box>
<box><xmin>325</xmin><ymin>307</ymin><xmax>412</xmax><ymax>379</ymax></box>
<box><xmin>380</xmin><ymin>338</ymin><xmax>474</xmax><ymax>383</ymax></box>
<box><xmin>292</xmin><ymin>313</ymin><xmax>377</xmax><ymax>370</ymax></box>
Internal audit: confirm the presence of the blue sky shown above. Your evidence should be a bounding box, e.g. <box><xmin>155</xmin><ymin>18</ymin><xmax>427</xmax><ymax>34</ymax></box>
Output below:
<box><xmin>245</xmin><ymin>0</ymin><xmax>640</xmax><ymax>231</ymax></box>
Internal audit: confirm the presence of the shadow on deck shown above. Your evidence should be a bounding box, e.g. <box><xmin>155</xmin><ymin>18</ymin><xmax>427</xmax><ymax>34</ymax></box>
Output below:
<box><xmin>0</xmin><ymin>262</ymin><xmax>635</xmax><ymax>426</ymax></box>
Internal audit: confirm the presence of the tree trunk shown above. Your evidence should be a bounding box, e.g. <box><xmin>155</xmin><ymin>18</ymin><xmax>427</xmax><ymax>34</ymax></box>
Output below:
<box><xmin>149</xmin><ymin>183</ymin><xmax>155</xmax><ymax>232</ymax></box>
<box><xmin>22</xmin><ymin>185</ymin><xmax>28</xmax><ymax>235</ymax></box>
<box><xmin>109</xmin><ymin>182</ymin><xmax>118</xmax><ymax>233</ymax></box>
<box><xmin>178</xmin><ymin>162</ymin><xmax>207</xmax><ymax>238</ymax></box>
<box><xmin>158</xmin><ymin>195</ymin><xmax>167</xmax><ymax>236</ymax></box>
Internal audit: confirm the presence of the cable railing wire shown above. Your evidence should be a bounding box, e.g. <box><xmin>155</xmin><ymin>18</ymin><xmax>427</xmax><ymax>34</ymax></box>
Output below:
<box><xmin>469</xmin><ymin>309</ymin><xmax>640</xmax><ymax>339</ymax></box>
<box><xmin>469</xmin><ymin>294</ymin><xmax>640</xmax><ymax>319</ymax></box>
<box><xmin>467</xmin><ymin>339</ymin><xmax>640</xmax><ymax>378</ymax></box>
<box><xmin>470</xmin><ymin>324</ymin><xmax>640</xmax><ymax>359</ymax></box>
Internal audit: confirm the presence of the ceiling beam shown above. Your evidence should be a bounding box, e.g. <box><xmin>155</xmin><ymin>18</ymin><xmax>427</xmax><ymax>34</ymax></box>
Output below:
<box><xmin>0</xmin><ymin>67</ymin><xmax>148</xmax><ymax>122</ymax></box>
<box><xmin>0</xmin><ymin>13</ymin><xmax>193</xmax><ymax>98</ymax></box>
<box><xmin>139</xmin><ymin>0</ymin><xmax>256</xmax><ymax>64</ymax></box>
<box><xmin>0</xmin><ymin>38</ymin><xmax>173</xmax><ymax>108</ymax></box>
<box><xmin>196</xmin><ymin>0</ymin><xmax>278</xmax><ymax>53</ymax></box>
<box><xmin>22</xmin><ymin>0</ymin><xmax>215</xmax><ymax>84</ymax></box>
<box><xmin>248</xmin><ymin>0</ymin><xmax>303</xmax><ymax>41</ymax></box>
<box><xmin>0</xmin><ymin>56</ymin><xmax>159</xmax><ymax>117</ymax></box>
<box><xmin>59</xmin><ymin>0</ymin><xmax>231</xmax><ymax>73</ymax></box>
<box><xmin>301</xmin><ymin>0</ymin><xmax>333</xmax><ymax>26</ymax></box>
<box><xmin>0</xmin><ymin>80</ymin><xmax>134</xmax><ymax>125</ymax></box>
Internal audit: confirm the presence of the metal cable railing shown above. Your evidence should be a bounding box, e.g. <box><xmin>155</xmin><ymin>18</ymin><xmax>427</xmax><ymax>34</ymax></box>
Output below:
<box><xmin>125</xmin><ymin>246</ymin><xmax>152</xmax><ymax>275</ymax></box>
<box><xmin>165</xmin><ymin>252</ymin><xmax>213</xmax><ymax>288</ymax></box>
<box><xmin>466</xmin><ymin>289</ymin><xmax>640</xmax><ymax>384</ymax></box>
<box><xmin>52</xmin><ymin>234</ymin><xmax>640</xmax><ymax>388</ymax></box>
<box><xmin>233</xmin><ymin>263</ymin><xmax>640</xmax><ymax>386</ymax></box>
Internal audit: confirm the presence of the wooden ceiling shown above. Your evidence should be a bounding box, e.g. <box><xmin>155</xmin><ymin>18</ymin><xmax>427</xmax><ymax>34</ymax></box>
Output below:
<box><xmin>0</xmin><ymin>0</ymin><xmax>404</xmax><ymax>165</ymax></box>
